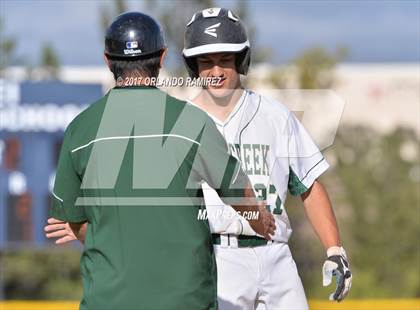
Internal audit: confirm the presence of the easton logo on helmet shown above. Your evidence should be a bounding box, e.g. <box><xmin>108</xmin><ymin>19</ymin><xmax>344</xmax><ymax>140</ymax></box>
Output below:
<box><xmin>204</xmin><ymin>23</ymin><xmax>221</xmax><ymax>38</ymax></box>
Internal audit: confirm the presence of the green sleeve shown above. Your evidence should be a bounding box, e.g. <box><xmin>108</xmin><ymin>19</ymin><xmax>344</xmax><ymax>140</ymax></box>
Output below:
<box><xmin>288</xmin><ymin>167</ymin><xmax>309</xmax><ymax>196</ymax></box>
<box><xmin>50</xmin><ymin>124</ymin><xmax>88</xmax><ymax>223</ymax></box>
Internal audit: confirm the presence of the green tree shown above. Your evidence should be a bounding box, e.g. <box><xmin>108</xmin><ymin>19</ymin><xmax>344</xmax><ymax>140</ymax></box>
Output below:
<box><xmin>332</xmin><ymin>127</ymin><xmax>419</xmax><ymax>298</ymax></box>
<box><xmin>293</xmin><ymin>46</ymin><xmax>348</xmax><ymax>89</ymax></box>
<box><xmin>143</xmin><ymin>0</ymin><xmax>214</xmax><ymax>75</ymax></box>
<box><xmin>233</xmin><ymin>1</ymin><xmax>271</xmax><ymax>64</ymax></box>
<box><xmin>3</xmin><ymin>248</ymin><xmax>82</xmax><ymax>299</ymax></box>
<box><xmin>266</xmin><ymin>46</ymin><xmax>347</xmax><ymax>89</ymax></box>
<box><xmin>288</xmin><ymin>126</ymin><xmax>420</xmax><ymax>298</ymax></box>
<box><xmin>0</xmin><ymin>17</ymin><xmax>17</xmax><ymax>75</ymax></box>
<box><xmin>40</xmin><ymin>42</ymin><xmax>60</xmax><ymax>79</ymax></box>
<box><xmin>99</xmin><ymin>0</ymin><xmax>128</xmax><ymax>35</ymax></box>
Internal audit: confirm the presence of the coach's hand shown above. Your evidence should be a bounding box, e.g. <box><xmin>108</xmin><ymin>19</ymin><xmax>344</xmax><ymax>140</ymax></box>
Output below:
<box><xmin>44</xmin><ymin>218</ymin><xmax>77</xmax><ymax>244</ymax></box>
<box><xmin>249</xmin><ymin>203</ymin><xmax>276</xmax><ymax>240</ymax></box>
<box><xmin>322</xmin><ymin>246</ymin><xmax>352</xmax><ymax>302</ymax></box>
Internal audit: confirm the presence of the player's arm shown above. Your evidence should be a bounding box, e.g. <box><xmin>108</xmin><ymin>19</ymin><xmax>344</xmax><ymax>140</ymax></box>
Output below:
<box><xmin>286</xmin><ymin>112</ymin><xmax>340</xmax><ymax>248</ymax></box>
<box><xmin>286</xmin><ymin>111</ymin><xmax>352</xmax><ymax>301</ymax></box>
<box><xmin>301</xmin><ymin>181</ymin><xmax>352</xmax><ymax>302</ymax></box>
<box><xmin>301</xmin><ymin>180</ymin><xmax>340</xmax><ymax>249</ymax></box>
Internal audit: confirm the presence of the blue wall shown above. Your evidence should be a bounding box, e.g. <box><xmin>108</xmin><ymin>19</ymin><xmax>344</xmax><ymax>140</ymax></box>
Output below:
<box><xmin>0</xmin><ymin>80</ymin><xmax>103</xmax><ymax>247</ymax></box>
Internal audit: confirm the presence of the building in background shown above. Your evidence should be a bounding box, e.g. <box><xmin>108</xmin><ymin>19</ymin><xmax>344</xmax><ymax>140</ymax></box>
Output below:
<box><xmin>249</xmin><ymin>63</ymin><xmax>419</xmax><ymax>135</ymax></box>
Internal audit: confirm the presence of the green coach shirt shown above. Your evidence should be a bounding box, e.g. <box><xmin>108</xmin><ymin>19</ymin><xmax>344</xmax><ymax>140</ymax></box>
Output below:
<box><xmin>50</xmin><ymin>86</ymin><xmax>249</xmax><ymax>310</ymax></box>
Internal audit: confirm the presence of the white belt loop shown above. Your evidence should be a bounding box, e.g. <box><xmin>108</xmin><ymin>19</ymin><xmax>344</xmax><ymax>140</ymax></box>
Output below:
<box><xmin>229</xmin><ymin>235</ymin><xmax>239</xmax><ymax>248</ymax></box>
<box><xmin>220</xmin><ymin>234</ymin><xmax>240</xmax><ymax>248</ymax></box>
<box><xmin>220</xmin><ymin>235</ymin><xmax>229</xmax><ymax>247</ymax></box>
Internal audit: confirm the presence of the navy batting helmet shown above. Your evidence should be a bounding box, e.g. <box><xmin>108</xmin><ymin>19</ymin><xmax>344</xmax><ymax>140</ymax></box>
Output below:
<box><xmin>183</xmin><ymin>8</ymin><xmax>251</xmax><ymax>77</ymax></box>
<box><xmin>105</xmin><ymin>12</ymin><xmax>166</xmax><ymax>59</ymax></box>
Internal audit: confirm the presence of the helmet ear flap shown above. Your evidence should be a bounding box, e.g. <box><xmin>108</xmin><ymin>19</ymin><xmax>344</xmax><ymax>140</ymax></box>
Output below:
<box><xmin>183</xmin><ymin>56</ymin><xmax>199</xmax><ymax>78</ymax></box>
<box><xmin>235</xmin><ymin>47</ymin><xmax>251</xmax><ymax>75</ymax></box>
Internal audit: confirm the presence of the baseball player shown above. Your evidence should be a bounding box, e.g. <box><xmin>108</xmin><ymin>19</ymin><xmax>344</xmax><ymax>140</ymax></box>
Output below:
<box><xmin>49</xmin><ymin>11</ymin><xmax>275</xmax><ymax>310</ymax></box>
<box><xmin>181</xmin><ymin>8</ymin><xmax>352</xmax><ymax>310</ymax></box>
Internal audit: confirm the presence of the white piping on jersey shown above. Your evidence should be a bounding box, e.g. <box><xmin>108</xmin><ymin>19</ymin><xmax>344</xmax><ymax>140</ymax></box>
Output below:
<box><xmin>299</xmin><ymin>157</ymin><xmax>326</xmax><ymax>182</ymax></box>
<box><xmin>237</xmin><ymin>94</ymin><xmax>261</xmax><ymax>147</ymax></box>
<box><xmin>187</xmin><ymin>91</ymin><xmax>260</xmax><ymax>187</ymax></box>
<box><xmin>231</xmin><ymin>160</ymin><xmax>241</xmax><ymax>185</ymax></box>
<box><xmin>187</xmin><ymin>91</ymin><xmax>249</xmax><ymax>188</ymax></box>
<box><xmin>52</xmin><ymin>191</ymin><xmax>63</xmax><ymax>202</ymax></box>
<box><xmin>221</xmin><ymin>92</ymin><xmax>251</xmax><ymax>186</ymax></box>
<box><xmin>71</xmin><ymin>134</ymin><xmax>201</xmax><ymax>153</ymax></box>
<box><xmin>222</xmin><ymin>90</ymin><xmax>248</xmax><ymax>127</ymax></box>
<box><xmin>236</xmin><ymin>94</ymin><xmax>263</xmax><ymax>196</ymax></box>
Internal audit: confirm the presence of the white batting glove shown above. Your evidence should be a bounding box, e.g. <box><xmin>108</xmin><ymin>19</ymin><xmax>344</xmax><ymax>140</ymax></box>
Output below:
<box><xmin>322</xmin><ymin>246</ymin><xmax>352</xmax><ymax>302</ymax></box>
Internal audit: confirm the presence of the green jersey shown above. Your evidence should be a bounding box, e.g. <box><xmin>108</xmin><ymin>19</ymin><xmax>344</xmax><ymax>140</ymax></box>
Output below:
<box><xmin>50</xmin><ymin>86</ymin><xmax>249</xmax><ymax>310</ymax></box>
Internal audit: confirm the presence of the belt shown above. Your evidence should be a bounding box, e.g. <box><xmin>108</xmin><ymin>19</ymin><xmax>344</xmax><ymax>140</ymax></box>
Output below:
<box><xmin>212</xmin><ymin>234</ymin><xmax>269</xmax><ymax>248</ymax></box>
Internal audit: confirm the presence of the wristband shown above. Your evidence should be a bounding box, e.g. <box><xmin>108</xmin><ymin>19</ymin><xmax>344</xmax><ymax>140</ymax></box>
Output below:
<box><xmin>326</xmin><ymin>246</ymin><xmax>347</xmax><ymax>258</ymax></box>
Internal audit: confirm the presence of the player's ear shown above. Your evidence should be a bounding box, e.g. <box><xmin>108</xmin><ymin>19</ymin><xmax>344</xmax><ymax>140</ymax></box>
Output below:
<box><xmin>159</xmin><ymin>48</ymin><xmax>167</xmax><ymax>68</ymax></box>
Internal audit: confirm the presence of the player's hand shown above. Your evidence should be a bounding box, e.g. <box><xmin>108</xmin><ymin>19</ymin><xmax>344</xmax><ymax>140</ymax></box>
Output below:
<box><xmin>44</xmin><ymin>217</ymin><xmax>77</xmax><ymax>245</ymax></box>
<box><xmin>322</xmin><ymin>246</ymin><xmax>352</xmax><ymax>302</ymax></box>
<box><xmin>249</xmin><ymin>202</ymin><xmax>276</xmax><ymax>240</ymax></box>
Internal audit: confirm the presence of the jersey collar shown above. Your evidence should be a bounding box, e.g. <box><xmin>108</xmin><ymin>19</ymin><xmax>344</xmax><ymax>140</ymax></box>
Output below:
<box><xmin>188</xmin><ymin>90</ymin><xmax>248</xmax><ymax>127</ymax></box>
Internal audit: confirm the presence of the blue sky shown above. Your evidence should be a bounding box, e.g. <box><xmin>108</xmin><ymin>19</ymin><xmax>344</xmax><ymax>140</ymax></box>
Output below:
<box><xmin>1</xmin><ymin>0</ymin><xmax>419</xmax><ymax>66</ymax></box>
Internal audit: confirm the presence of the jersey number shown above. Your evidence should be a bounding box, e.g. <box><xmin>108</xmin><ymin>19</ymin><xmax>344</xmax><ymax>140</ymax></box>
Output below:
<box><xmin>253</xmin><ymin>183</ymin><xmax>282</xmax><ymax>215</ymax></box>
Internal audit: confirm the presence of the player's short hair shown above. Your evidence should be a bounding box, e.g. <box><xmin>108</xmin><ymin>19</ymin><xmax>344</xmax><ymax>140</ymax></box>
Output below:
<box><xmin>107</xmin><ymin>52</ymin><xmax>161</xmax><ymax>81</ymax></box>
